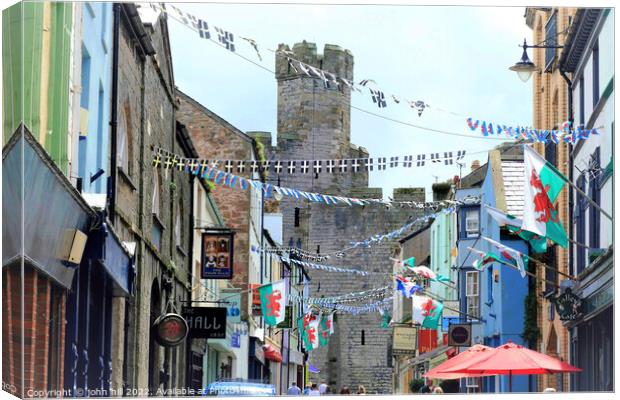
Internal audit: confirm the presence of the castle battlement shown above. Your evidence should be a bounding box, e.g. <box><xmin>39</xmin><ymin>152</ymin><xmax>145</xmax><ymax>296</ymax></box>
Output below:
<box><xmin>276</xmin><ymin>41</ymin><xmax>354</xmax><ymax>81</ymax></box>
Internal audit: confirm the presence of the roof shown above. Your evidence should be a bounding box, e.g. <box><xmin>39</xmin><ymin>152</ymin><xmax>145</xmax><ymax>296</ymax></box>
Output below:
<box><xmin>501</xmin><ymin>161</ymin><xmax>525</xmax><ymax>218</ymax></box>
<box><xmin>559</xmin><ymin>8</ymin><xmax>605</xmax><ymax>73</ymax></box>
<box><xmin>399</xmin><ymin>222</ymin><xmax>432</xmax><ymax>244</ymax></box>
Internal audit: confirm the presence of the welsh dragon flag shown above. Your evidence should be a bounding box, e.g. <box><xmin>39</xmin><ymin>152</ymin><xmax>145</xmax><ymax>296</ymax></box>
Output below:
<box><xmin>480</xmin><ymin>236</ymin><xmax>528</xmax><ymax>278</ymax></box>
<box><xmin>318</xmin><ymin>312</ymin><xmax>334</xmax><ymax>347</ymax></box>
<box><xmin>412</xmin><ymin>295</ymin><xmax>444</xmax><ymax>329</ymax></box>
<box><xmin>523</xmin><ymin>145</ymin><xmax>568</xmax><ymax>248</ymax></box>
<box><xmin>485</xmin><ymin>204</ymin><xmax>547</xmax><ymax>253</ymax></box>
<box><xmin>259</xmin><ymin>280</ymin><xmax>287</xmax><ymax>326</ymax></box>
<box><xmin>469</xmin><ymin>247</ymin><xmax>505</xmax><ymax>271</ymax></box>
<box><xmin>298</xmin><ymin>313</ymin><xmax>320</xmax><ymax>351</ymax></box>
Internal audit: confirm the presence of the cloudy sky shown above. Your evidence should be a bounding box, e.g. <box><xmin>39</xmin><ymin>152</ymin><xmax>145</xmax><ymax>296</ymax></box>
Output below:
<box><xmin>167</xmin><ymin>2</ymin><xmax>533</xmax><ymax>200</ymax></box>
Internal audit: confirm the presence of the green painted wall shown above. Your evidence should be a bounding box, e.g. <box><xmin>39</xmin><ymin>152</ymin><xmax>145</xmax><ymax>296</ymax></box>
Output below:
<box><xmin>2</xmin><ymin>1</ymin><xmax>72</xmax><ymax>174</ymax></box>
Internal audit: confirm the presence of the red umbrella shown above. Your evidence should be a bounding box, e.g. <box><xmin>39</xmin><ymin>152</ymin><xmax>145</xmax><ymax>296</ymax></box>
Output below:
<box><xmin>424</xmin><ymin>344</ymin><xmax>497</xmax><ymax>380</ymax></box>
<box><xmin>446</xmin><ymin>341</ymin><xmax>582</xmax><ymax>392</ymax></box>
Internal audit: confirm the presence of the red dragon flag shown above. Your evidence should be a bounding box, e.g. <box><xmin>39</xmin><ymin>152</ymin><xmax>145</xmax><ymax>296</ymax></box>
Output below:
<box><xmin>522</xmin><ymin>145</ymin><xmax>568</xmax><ymax>247</ymax></box>
<box><xmin>258</xmin><ymin>279</ymin><xmax>287</xmax><ymax>326</ymax></box>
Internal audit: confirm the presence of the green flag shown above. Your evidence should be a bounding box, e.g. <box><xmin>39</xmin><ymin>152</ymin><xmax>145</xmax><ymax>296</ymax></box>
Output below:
<box><xmin>523</xmin><ymin>145</ymin><xmax>568</xmax><ymax>247</ymax></box>
<box><xmin>259</xmin><ymin>280</ymin><xmax>287</xmax><ymax>326</ymax></box>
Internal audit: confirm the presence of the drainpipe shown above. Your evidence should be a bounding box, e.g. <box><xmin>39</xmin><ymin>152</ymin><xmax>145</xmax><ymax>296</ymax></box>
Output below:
<box><xmin>560</xmin><ymin>69</ymin><xmax>573</xmax><ymax>281</ymax></box>
<box><xmin>109</xmin><ymin>3</ymin><xmax>120</xmax><ymax>223</ymax></box>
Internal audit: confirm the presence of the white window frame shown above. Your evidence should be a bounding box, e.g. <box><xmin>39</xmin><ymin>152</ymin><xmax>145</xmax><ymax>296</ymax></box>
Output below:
<box><xmin>152</xmin><ymin>170</ymin><xmax>160</xmax><ymax>216</ymax></box>
<box><xmin>465</xmin><ymin>210</ymin><xmax>479</xmax><ymax>237</ymax></box>
<box><xmin>175</xmin><ymin>203</ymin><xmax>182</xmax><ymax>246</ymax></box>
<box><xmin>118</xmin><ymin>107</ymin><xmax>129</xmax><ymax>172</ymax></box>
<box><xmin>466</xmin><ymin>271</ymin><xmax>480</xmax><ymax>319</ymax></box>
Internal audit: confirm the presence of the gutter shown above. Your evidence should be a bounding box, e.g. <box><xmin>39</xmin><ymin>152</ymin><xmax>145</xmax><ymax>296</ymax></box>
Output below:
<box><xmin>109</xmin><ymin>3</ymin><xmax>121</xmax><ymax>223</ymax></box>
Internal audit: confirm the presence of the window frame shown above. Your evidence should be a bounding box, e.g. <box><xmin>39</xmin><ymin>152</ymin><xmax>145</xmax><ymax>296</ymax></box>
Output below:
<box><xmin>464</xmin><ymin>209</ymin><xmax>480</xmax><ymax>238</ymax></box>
<box><xmin>465</xmin><ymin>271</ymin><xmax>480</xmax><ymax>319</ymax></box>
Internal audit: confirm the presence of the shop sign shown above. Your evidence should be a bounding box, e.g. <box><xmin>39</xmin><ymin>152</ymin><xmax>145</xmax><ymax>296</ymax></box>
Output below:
<box><xmin>183</xmin><ymin>307</ymin><xmax>227</xmax><ymax>339</ymax></box>
<box><xmin>221</xmin><ymin>289</ymin><xmax>241</xmax><ymax>324</ymax></box>
<box><xmin>201</xmin><ymin>230</ymin><xmax>235</xmax><ymax>279</ymax></box>
<box><xmin>392</xmin><ymin>326</ymin><xmax>417</xmax><ymax>355</ymax></box>
<box><xmin>153</xmin><ymin>313</ymin><xmax>188</xmax><ymax>347</ymax></box>
<box><xmin>550</xmin><ymin>288</ymin><xmax>582</xmax><ymax>321</ymax></box>
<box><xmin>231</xmin><ymin>332</ymin><xmax>241</xmax><ymax>348</ymax></box>
<box><xmin>448</xmin><ymin>323</ymin><xmax>471</xmax><ymax>347</ymax></box>
<box><xmin>250</xmin><ymin>284</ymin><xmax>263</xmax><ymax>316</ymax></box>
<box><xmin>276</xmin><ymin>306</ymin><xmax>292</xmax><ymax>329</ymax></box>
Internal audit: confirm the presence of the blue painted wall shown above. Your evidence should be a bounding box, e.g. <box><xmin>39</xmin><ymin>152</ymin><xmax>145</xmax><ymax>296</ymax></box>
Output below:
<box><xmin>78</xmin><ymin>2</ymin><xmax>112</xmax><ymax>193</ymax></box>
<box><xmin>477</xmin><ymin>162</ymin><xmax>529</xmax><ymax>393</ymax></box>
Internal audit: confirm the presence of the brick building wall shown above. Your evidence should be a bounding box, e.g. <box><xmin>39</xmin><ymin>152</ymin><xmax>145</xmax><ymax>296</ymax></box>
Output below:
<box><xmin>176</xmin><ymin>89</ymin><xmax>258</xmax><ymax>319</ymax></box>
<box><xmin>528</xmin><ymin>7</ymin><xmax>576</xmax><ymax>392</ymax></box>
<box><xmin>114</xmin><ymin>7</ymin><xmax>190</xmax><ymax>391</ymax></box>
<box><xmin>2</xmin><ymin>265</ymin><xmax>65</xmax><ymax>398</ymax></box>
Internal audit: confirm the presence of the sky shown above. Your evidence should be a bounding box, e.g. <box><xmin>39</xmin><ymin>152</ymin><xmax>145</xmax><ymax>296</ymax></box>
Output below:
<box><xmin>166</xmin><ymin>2</ymin><xmax>533</xmax><ymax>200</ymax></box>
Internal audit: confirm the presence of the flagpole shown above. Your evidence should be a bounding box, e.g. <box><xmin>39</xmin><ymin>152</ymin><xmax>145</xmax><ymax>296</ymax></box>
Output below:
<box><xmin>423</xmin><ymin>291</ymin><xmax>483</xmax><ymax>322</ymax></box>
<box><xmin>527</xmin><ymin>256</ymin><xmax>575</xmax><ymax>281</ymax></box>
<box><xmin>563</xmin><ymin>175</ymin><xmax>612</xmax><ymax>221</ymax></box>
<box><xmin>467</xmin><ymin>248</ymin><xmax>560</xmax><ymax>288</ymax></box>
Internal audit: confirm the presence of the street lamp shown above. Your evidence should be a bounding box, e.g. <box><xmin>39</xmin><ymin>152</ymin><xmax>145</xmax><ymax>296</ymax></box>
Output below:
<box><xmin>509</xmin><ymin>38</ymin><xmax>563</xmax><ymax>83</ymax></box>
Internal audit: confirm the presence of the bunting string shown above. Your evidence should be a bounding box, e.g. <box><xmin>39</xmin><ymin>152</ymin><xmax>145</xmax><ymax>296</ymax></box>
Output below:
<box><xmin>153</xmin><ymin>148</ymin><xmax>480</xmax><ymax>209</ymax></box>
<box><xmin>150</xmin><ymin>2</ymin><xmax>603</xmax><ymax>143</ymax></box>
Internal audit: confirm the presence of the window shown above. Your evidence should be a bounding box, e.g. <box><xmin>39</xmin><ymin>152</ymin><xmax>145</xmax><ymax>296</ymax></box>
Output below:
<box><xmin>465</xmin><ymin>210</ymin><xmax>479</xmax><ymax>237</ymax></box>
<box><xmin>361</xmin><ymin>330</ymin><xmax>365</xmax><ymax>346</ymax></box>
<box><xmin>545</xmin><ymin>137</ymin><xmax>557</xmax><ymax>167</ymax></box>
<box><xmin>117</xmin><ymin>105</ymin><xmax>131</xmax><ymax>173</ymax></box>
<box><xmin>545</xmin><ymin>246</ymin><xmax>558</xmax><ymax>295</ymax></box>
<box><xmin>593</xmin><ymin>40</ymin><xmax>600</xmax><ymax>107</ymax></box>
<box><xmin>294</xmin><ymin>207</ymin><xmax>300</xmax><ymax>227</ymax></box>
<box><xmin>465</xmin><ymin>271</ymin><xmax>479</xmax><ymax>319</ymax></box>
<box><xmin>152</xmin><ymin>169</ymin><xmax>161</xmax><ymax>216</ymax></box>
<box><xmin>175</xmin><ymin>200</ymin><xmax>183</xmax><ymax>247</ymax></box>
<box><xmin>588</xmin><ymin>147</ymin><xmax>601</xmax><ymax>251</ymax></box>
<box><xmin>579</xmin><ymin>76</ymin><xmax>585</xmax><ymax>127</ymax></box>
<box><xmin>486</xmin><ymin>267</ymin><xmax>493</xmax><ymax>304</ymax></box>
<box><xmin>544</xmin><ymin>11</ymin><xmax>558</xmax><ymax>71</ymax></box>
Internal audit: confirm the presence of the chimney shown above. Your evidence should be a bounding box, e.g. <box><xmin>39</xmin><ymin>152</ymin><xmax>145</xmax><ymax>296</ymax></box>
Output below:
<box><xmin>471</xmin><ymin>160</ymin><xmax>480</xmax><ymax>171</ymax></box>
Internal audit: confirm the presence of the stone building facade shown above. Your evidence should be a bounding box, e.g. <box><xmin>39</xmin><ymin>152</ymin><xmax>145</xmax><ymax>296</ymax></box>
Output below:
<box><xmin>251</xmin><ymin>42</ymin><xmax>427</xmax><ymax>393</ymax></box>
<box><xmin>526</xmin><ymin>7</ymin><xmax>576</xmax><ymax>392</ymax></box>
<box><xmin>112</xmin><ymin>4</ymin><xmax>191</xmax><ymax>393</ymax></box>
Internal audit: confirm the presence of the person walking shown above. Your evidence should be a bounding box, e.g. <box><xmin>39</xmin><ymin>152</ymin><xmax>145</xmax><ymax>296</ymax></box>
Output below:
<box><xmin>308</xmin><ymin>383</ymin><xmax>321</xmax><ymax>396</ymax></box>
<box><xmin>356</xmin><ymin>385</ymin><xmax>366</xmax><ymax>395</ymax></box>
<box><xmin>287</xmin><ymin>382</ymin><xmax>302</xmax><ymax>395</ymax></box>
<box><xmin>303</xmin><ymin>383</ymin><xmax>312</xmax><ymax>396</ymax></box>
<box><xmin>319</xmin><ymin>380</ymin><xmax>328</xmax><ymax>395</ymax></box>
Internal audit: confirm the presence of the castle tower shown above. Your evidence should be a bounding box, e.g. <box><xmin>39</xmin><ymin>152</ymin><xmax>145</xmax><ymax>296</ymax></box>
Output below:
<box><xmin>247</xmin><ymin>42</ymin><xmax>427</xmax><ymax>393</ymax></box>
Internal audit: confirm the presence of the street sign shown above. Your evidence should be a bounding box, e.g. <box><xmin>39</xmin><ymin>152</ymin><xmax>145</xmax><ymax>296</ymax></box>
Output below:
<box><xmin>448</xmin><ymin>323</ymin><xmax>472</xmax><ymax>347</ymax></box>
<box><xmin>183</xmin><ymin>307</ymin><xmax>227</xmax><ymax>339</ymax></box>
<box><xmin>153</xmin><ymin>313</ymin><xmax>188</xmax><ymax>347</ymax></box>
<box><xmin>392</xmin><ymin>326</ymin><xmax>417</xmax><ymax>355</ymax></box>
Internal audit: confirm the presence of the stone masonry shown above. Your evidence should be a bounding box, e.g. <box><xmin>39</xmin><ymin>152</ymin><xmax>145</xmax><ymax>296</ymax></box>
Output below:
<box><xmin>249</xmin><ymin>42</ymin><xmax>427</xmax><ymax>393</ymax></box>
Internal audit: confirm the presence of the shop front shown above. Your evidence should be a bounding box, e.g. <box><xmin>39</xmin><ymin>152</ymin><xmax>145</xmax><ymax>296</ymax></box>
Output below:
<box><xmin>567</xmin><ymin>249</ymin><xmax>613</xmax><ymax>392</ymax></box>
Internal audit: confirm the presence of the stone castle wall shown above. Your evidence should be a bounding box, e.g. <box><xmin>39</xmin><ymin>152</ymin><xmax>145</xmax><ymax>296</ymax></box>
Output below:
<box><xmin>249</xmin><ymin>42</ymin><xmax>427</xmax><ymax>393</ymax></box>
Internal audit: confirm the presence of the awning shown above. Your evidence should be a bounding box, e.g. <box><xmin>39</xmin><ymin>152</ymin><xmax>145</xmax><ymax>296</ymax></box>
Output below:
<box><xmin>263</xmin><ymin>344</ymin><xmax>282</xmax><ymax>363</ymax></box>
<box><xmin>2</xmin><ymin>126</ymin><xmax>96</xmax><ymax>289</ymax></box>
<box><xmin>409</xmin><ymin>344</ymin><xmax>452</xmax><ymax>366</ymax></box>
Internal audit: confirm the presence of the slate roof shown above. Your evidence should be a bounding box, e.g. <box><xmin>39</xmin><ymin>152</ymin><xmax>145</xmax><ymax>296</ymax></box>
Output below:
<box><xmin>501</xmin><ymin>160</ymin><xmax>525</xmax><ymax>218</ymax></box>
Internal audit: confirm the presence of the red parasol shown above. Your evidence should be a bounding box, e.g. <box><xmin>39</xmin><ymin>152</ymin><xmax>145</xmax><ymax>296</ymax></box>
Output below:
<box><xmin>424</xmin><ymin>344</ymin><xmax>496</xmax><ymax>380</ymax></box>
<box><xmin>445</xmin><ymin>341</ymin><xmax>582</xmax><ymax>391</ymax></box>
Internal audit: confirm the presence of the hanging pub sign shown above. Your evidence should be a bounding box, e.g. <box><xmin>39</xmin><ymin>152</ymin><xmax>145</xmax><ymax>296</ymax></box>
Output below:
<box><xmin>550</xmin><ymin>288</ymin><xmax>582</xmax><ymax>321</ymax></box>
<box><xmin>392</xmin><ymin>326</ymin><xmax>417</xmax><ymax>356</ymax></box>
<box><xmin>183</xmin><ymin>307</ymin><xmax>227</xmax><ymax>339</ymax></box>
<box><xmin>153</xmin><ymin>313</ymin><xmax>188</xmax><ymax>347</ymax></box>
<box><xmin>201</xmin><ymin>229</ymin><xmax>235</xmax><ymax>279</ymax></box>
<box><xmin>448</xmin><ymin>323</ymin><xmax>472</xmax><ymax>347</ymax></box>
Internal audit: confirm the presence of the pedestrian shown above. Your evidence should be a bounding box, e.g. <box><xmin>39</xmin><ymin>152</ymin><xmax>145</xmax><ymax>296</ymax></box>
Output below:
<box><xmin>418</xmin><ymin>379</ymin><xmax>432</xmax><ymax>394</ymax></box>
<box><xmin>303</xmin><ymin>383</ymin><xmax>312</xmax><ymax>396</ymax></box>
<box><xmin>287</xmin><ymin>382</ymin><xmax>302</xmax><ymax>395</ymax></box>
<box><xmin>308</xmin><ymin>383</ymin><xmax>321</xmax><ymax>396</ymax></box>
<box><xmin>432</xmin><ymin>386</ymin><xmax>444</xmax><ymax>394</ymax></box>
<box><xmin>319</xmin><ymin>380</ymin><xmax>328</xmax><ymax>395</ymax></box>
<box><xmin>356</xmin><ymin>385</ymin><xmax>366</xmax><ymax>395</ymax></box>
<box><xmin>339</xmin><ymin>386</ymin><xmax>351</xmax><ymax>394</ymax></box>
